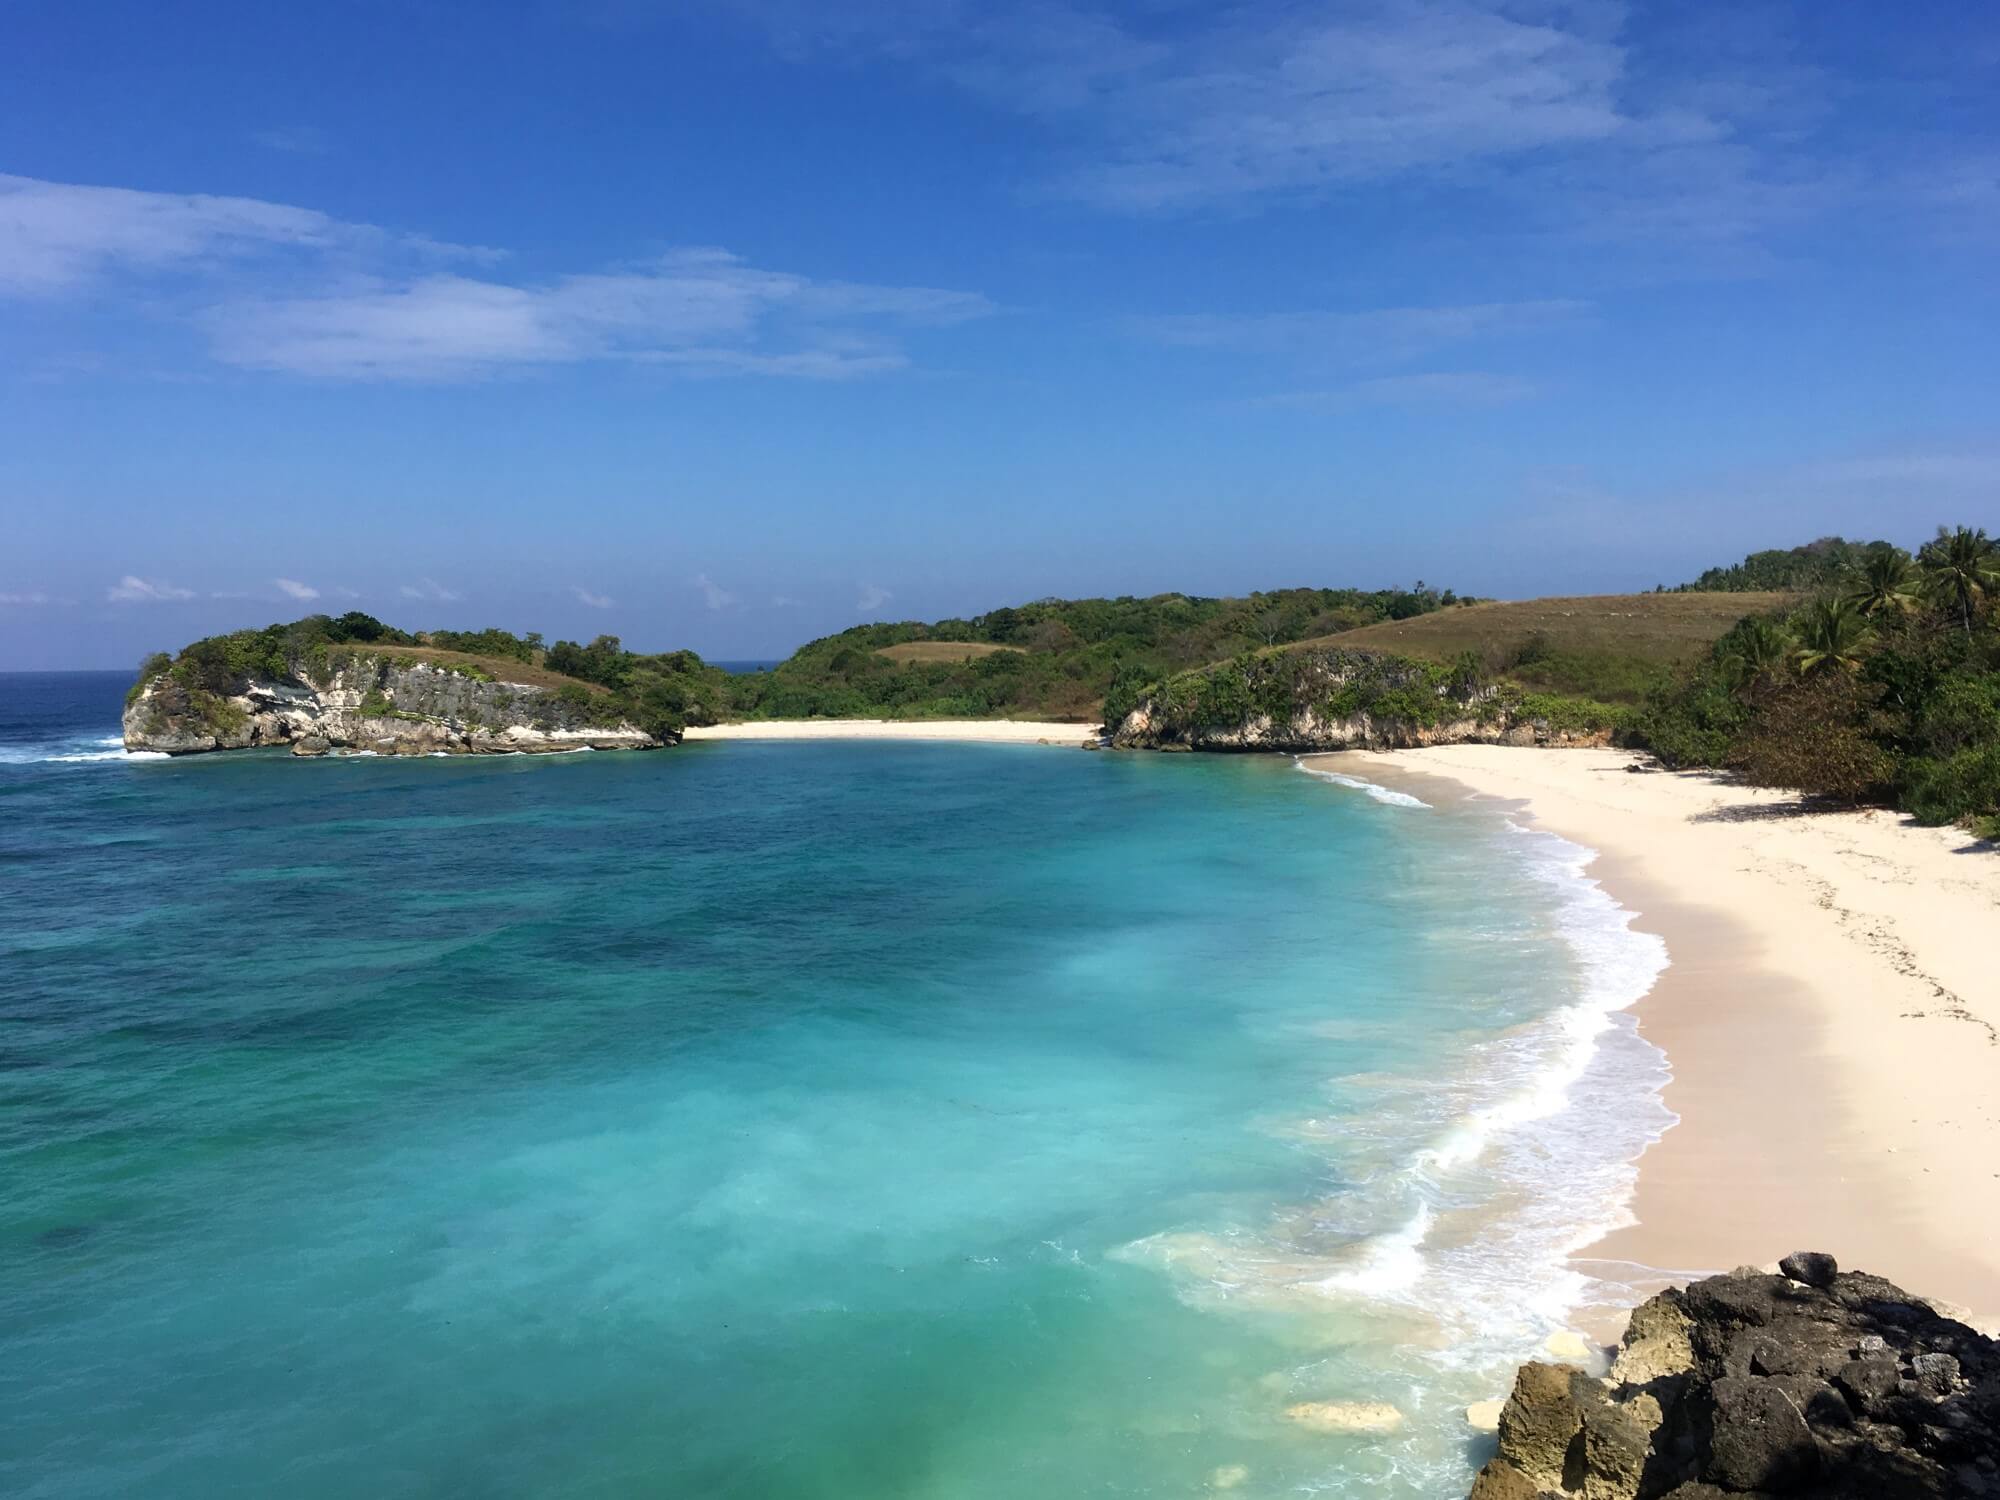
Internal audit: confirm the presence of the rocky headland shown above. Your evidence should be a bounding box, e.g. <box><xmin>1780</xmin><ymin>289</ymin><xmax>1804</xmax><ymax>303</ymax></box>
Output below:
<box><xmin>124</xmin><ymin>652</ymin><xmax>662</xmax><ymax>757</ymax></box>
<box><xmin>1470</xmin><ymin>1254</ymin><xmax>1998</xmax><ymax>1499</ymax></box>
<box><xmin>1108</xmin><ymin>647</ymin><xmax>1619</xmax><ymax>752</ymax></box>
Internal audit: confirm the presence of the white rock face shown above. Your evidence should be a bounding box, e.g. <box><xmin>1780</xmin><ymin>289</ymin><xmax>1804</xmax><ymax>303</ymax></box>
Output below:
<box><xmin>123</xmin><ymin>656</ymin><xmax>662</xmax><ymax>758</ymax></box>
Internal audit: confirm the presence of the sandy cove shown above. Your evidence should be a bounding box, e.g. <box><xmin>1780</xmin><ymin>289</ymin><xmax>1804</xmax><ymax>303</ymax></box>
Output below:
<box><xmin>683</xmin><ymin>720</ymin><xmax>1098</xmax><ymax>745</ymax></box>
<box><xmin>1310</xmin><ymin>745</ymin><xmax>2000</xmax><ymax>1331</ymax></box>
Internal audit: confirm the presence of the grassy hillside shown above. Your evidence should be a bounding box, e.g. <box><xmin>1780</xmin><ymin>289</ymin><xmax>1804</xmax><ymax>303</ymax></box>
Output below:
<box><xmin>1316</xmin><ymin>591</ymin><xmax>1798</xmax><ymax>702</ymax></box>
<box><xmin>728</xmin><ymin>585</ymin><xmax>1471</xmax><ymax>722</ymax></box>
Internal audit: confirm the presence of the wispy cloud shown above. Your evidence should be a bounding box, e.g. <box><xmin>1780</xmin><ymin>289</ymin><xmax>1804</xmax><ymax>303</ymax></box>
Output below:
<box><xmin>207</xmin><ymin>251</ymin><xmax>991</xmax><ymax>380</ymax></box>
<box><xmin>399</xmin><ymin>578</ymin><xmax>462</xmax><ymax>602</ymax></box>
<box><xmin>0</xmin><ymin>173</ymin><xmax>993</xmax><ymax>381</ymax></box>
<box><xmin>696</xmin><ymin>573</ymin><xmax>738</xmax><ymax>610</ymax></box>
<box><xmin>725</xmin><ymin>0</ymin><xmax>1893</xmax><ymax>252</ymax></box>
<box><xmin>1129</xmin><ymin>300</ymin><xmax>1586</xmax><ymax>360</ymax></box>
<box><xmin>274</xmin><ymin>577</ymin><xmax>320</xmax><ymax>601</ymax></box>
<box><xmin>252</xmin><ymin>126</ymin><xmax>333</xmax><ymax>156</ymax></box>
<box><xmin>108</xmin><ymin>575</ymin><xmax>195</xmax><ymax>603</ymax></box>
<box><xmin>573</xmin><ymin>585</ymin><xmax>614</xmax><ymax>608</ymax></box>
<box><xmin>0</xmin><ymin>172</ymin><xmax>491</xmax><ymax>297</ymax></box>
<box><xmin>856</xmin><ymin>583</ymin><xmax>893</xmax><ymax>613</ymax></box>
<box><xmin>0</xmin><ymin>590</ymin><xmax>50</xmax><ymax>606</ymax></box>
<box><xmin>1260</xmin><ymin>372</ymin><xmax>1542</xmax><ymax>409</ymax></box>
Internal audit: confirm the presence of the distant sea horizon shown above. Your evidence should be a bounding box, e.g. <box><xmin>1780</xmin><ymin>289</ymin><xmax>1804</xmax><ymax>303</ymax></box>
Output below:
<box><xmin>0</xmin><ymin>671</ymin><xmax>1671</xmax><ymax>1498</ymax></box>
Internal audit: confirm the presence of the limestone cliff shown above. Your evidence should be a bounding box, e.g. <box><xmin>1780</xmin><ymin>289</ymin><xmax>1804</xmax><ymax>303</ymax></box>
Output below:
<box><xmin>1109</xmin><ymin>647</ymin><xmax>1620</xmax><ymax>752</ymax></box>
<box><xmin>123</xmin><ymin>653</ymin><xmax>662</xmax><ymax>757</ymax></box>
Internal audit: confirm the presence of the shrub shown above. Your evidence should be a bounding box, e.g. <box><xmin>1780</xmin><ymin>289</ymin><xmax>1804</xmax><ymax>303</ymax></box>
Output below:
<box><xmin>1728</xmin><ymin>673</ymin><xmax>1896</xmax><ymax>801</ymax></box>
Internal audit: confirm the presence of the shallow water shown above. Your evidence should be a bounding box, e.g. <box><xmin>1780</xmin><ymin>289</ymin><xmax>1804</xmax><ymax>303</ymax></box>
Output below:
<box><xmin>0</xmin><ymin>672</ymin><xmax>1668</xmax><ymax>1498</ymax></box>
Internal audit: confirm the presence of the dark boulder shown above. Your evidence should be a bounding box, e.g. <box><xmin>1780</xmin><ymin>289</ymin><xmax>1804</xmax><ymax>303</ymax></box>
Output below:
<box><xmin>1779</xmin><ymin>1251</ymin><xmax>1839</xmax><ymax>1289</ymax></box>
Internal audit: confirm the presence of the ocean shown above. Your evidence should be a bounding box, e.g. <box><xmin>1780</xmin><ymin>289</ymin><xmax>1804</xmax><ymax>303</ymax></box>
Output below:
<box><xmin>0</xmin><ymin>670</ymin><xmax>1670</xmax><ymax>1498</ymax></box>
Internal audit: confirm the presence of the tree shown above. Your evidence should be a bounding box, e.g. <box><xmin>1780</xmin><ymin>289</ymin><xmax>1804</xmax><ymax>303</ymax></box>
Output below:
<box><xmin>1917</xmin><ymin>525</ymin><xmax>2000</xmax><ymax>638</ymax></box>
<box><xmin>1844</xmin><ymin>550</ymin><xmax>1918</xmax><ymax>618</ymax></box>
<box><xmin>1718</xmin><ymin>616</ymin><xmax>1790</xmax><ymax>695</ymax></box>
<box><xmin>1791</xmin><ymin>597</ymin><xmax>1871</xmax><ymax>676</ymax></box>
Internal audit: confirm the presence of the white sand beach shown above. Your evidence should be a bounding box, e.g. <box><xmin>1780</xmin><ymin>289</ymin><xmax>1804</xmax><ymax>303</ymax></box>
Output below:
<box><xmin>1311</xmin><ymin>746</ymin><xmax>2000</xmax><ymax>1328</ymax></box>
<box><xmin>684</xmin><ymin>720</ymin><xmax>1099</xmax><ymax>745</ymax></box>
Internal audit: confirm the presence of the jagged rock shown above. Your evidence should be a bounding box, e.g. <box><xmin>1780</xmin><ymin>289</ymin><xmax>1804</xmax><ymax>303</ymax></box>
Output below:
<box><xmin>1779</xmin><ymin>1251</ymin><xmax>1839</xmax><ymax>1289</ymax></box>
<box><xmin>1612</xmin><ymin>1296</ymin><xmax>1695</xmax><ymax>1388</ymax></box>
<box><xmin>1705</xmin><ymin>1375</ymin><xmax>1818</xmax><ymax>1490</ymax></box>
<box><xmin>1463</xmin><ymin>1259</ymin><xmax>1999</xmax><ymax>1499</ymax></box>
<box><xmin>1469</xmin><ymin>1458</ymin><xmax>1551</xmax><ymax>1499</ymax></box>
<box><xmin>1497</xmin><ymin>1363</ymin><xmax>1589</xmax><ymax>1490</ymax></box>
<box><xmin>1914</xmin><ymin>1352</ymin><xmax>1963</xmax><ymax>1399</ymax></box>
<box><xmin>290</xmin><ymin>735</ymin><xmax>330</xmax><ymax>757</ymax></box>
<box><xmin>1578</xmin><ymin>1397</ymin><xmax>1655</xmax><ymax>1499</ymax></box>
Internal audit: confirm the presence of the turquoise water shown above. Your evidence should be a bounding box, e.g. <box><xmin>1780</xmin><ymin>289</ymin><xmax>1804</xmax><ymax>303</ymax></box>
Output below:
<box><xmin>0</xmin><ymin>673</ymin><xmax>1668</xmax><ymax>1498</ymax></box>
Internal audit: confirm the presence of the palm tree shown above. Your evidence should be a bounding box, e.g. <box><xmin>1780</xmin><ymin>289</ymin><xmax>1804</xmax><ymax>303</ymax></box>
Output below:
<box><xmin>1719</xmin><ymin>616</ymin><xmax>1790</xmax><ymax>695</ymax></box>
<box><xmin>1917</xmin><ymin>525</ymin><xmax>2000</xmax><ymax>637</ymax></box>
<box><xmin>1791</xmin><ymin>597</ymin><xmax>1872</xmax><ymax>676</ymax></box>
<box><xmin>1844</xmin><ymin>549</ymin><xmax>1918</xmax><ymax>618</ymax></box>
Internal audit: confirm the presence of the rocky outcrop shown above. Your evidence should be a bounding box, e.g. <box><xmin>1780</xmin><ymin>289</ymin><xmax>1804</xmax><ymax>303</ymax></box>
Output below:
<box><xmin>123</xmin><ymin>654</ymin><xmax>662</xmax><ymax>757</ymax></box>
<box><xmin>1467</xmin><ymin>1256</ymin><xmax>1999</xmax><ymax>1499</ymax></box>
<box><xmin>1108</xmin><ymin>648</ymin><xmax>1618</xmax><ymax>752</ymax></box>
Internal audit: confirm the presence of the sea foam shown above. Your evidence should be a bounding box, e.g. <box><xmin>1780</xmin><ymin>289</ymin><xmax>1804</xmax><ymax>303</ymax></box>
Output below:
<box><xmin>1293</xmin><ymin>760</ymin><xmax>1432</xmax><ymax>808</ymax></box>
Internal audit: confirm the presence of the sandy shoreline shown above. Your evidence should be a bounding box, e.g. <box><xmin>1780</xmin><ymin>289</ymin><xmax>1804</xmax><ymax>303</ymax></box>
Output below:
<box><xmin>683</xmin><ymin>719</ymin><xmax>1098</xmax><ymax>746</ymax></box>
<box><xmin>1309</xmin><ymin>746</ymin><xmax>2000</xmax><ymax>1332</ymax></box>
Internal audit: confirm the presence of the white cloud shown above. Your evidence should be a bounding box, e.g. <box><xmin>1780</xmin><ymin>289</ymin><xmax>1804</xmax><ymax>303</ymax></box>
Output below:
<box><xmin>108</xmin><ymin>575</ymin><xmax>195</xmax><ymax>603</ymax></box>
<box><xmin>274</xmin><ymin>577</ymin><xmax>320</xmax><ymax>601</ymax></box>
<box><xmin>770</xmin><ymin>594</ymin><xmax>803</xmax><ymax>608</ymax></box>
<box><xmin>696</xmin><ymin>573</ymin><xmax>738</xmax><ymax>611</ymax></box>
<box><xmin>399</xmin><ymin>578</ymin><xmax>462</xmax><ymax>602</ymax></box>
<box><xmin>0</xmin><ymin>590</ymin><xmax>50</xmax><ymax>605</ymax></box>
<box><xmin>573</xmin><ymin>586</ymin><xmax>614</xmax><ymax>608</ymax></box>
<box><xmin>856</xmin><ymin>583</ymin><xmax>893</xmax><ymax>613</ymax></box>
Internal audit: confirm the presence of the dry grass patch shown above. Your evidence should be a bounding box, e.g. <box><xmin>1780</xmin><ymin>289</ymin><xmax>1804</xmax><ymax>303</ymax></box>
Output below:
<box><xmin>1307</xmin><ymin>592</ymin><xmax>1798</xmax><ymax>665</ymax></box>
<box><xmin>875</xmin><ymin>641</ymin><xmax>1027</xmax><ymax>666</ymax></box>
<box><xmin>334</xmin><ymin>646</ymin><xmax>611</xmax><ymax>693</ymax></box>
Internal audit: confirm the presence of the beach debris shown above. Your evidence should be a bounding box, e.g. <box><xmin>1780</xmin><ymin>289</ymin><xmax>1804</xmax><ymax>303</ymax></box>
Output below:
<box><xmin>1464</xmin><ymin>1254</ymin><xmax>2000</xmax><ymax>1498</ymax></box>
<box><xmin>1282</xmin><ymin>1399</ymin><xmax>1405</xmax><ymax>1433</ymax></box>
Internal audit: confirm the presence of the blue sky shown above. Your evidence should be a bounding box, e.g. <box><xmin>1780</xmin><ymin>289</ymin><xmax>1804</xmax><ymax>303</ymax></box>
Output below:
<box><xmin>3</xmin><ymin>0</ymin><xmax>1996</xmax><ymax>668</ymax></box>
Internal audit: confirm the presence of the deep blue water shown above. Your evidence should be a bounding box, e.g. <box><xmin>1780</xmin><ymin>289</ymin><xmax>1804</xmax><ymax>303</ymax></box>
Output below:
<box><xmin>0</xmin><ymin>671</ymin><xmax>1667</xmax><ymax>1498</ymax></box>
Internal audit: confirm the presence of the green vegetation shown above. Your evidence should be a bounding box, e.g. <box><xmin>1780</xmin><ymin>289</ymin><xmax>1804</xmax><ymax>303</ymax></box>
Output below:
<box><xmin>729</xmin><ymin>586</ymin><xmax>1468</xmax><ymax>722</ymax></box>
<box><xmin>1635</xmin><ymin>526</ymin><xmax>2000</xmax><ymax>835</ymax></box>
<box><xmin>1671</xmin><ymin>535</ymin><xmax>1905</xmax><ymax>593</ymax></box>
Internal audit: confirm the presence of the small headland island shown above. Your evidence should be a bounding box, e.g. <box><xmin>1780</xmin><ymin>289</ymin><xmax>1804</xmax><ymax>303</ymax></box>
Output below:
<box><xmin>122</xmin><ymin>614</ymin><xmax>722</xmax><ymax>757</ymax></box>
